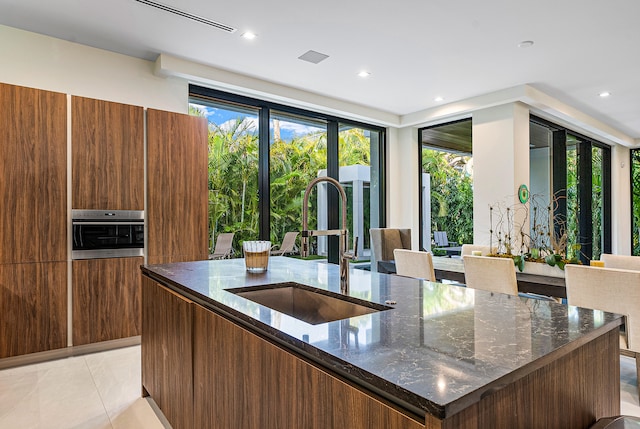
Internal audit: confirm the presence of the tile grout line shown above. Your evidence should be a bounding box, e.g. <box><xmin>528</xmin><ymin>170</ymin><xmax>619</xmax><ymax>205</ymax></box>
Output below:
<box><xmin>82</xmin><ymin>355</ymin><xmax>115</xmax><ymax>429</ymax></box>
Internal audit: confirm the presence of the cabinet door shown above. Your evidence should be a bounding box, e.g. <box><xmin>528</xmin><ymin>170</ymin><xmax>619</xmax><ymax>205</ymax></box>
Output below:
<box><xmin>72</xmin><ymin>96</ymin><xmax>144</xmax><ymax>210</ymax></box>
<box><xmin>72</xmin><ymin>257</ymin><xmax>143</xmax><ymax>345</ymax></box>
<box><xmin>193</xmin><ymin>304</ymin><xmax>425</xmax><ymax>429</ymax></box>
<box><xmin>147</xmin><ymin>109</ymin><xmax>208</xmax><ymax>264</ymax></box>
<box><xmin>141</xmin><ymin>277</ymin><xmax>193</xmax><ymax>429</ymax></box>
<box><xmin>0</xmin><ymin>262</ymin><xmax>67</xmax><ymax>358</ymax></box>
<box><xmin>0</xmin><ymin>83</ymin><xmax>66</xmax><ymax>264</ymax></box>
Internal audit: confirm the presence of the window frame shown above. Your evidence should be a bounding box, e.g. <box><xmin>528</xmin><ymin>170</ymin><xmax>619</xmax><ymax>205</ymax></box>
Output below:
<box><xmin>189</xmin><ymin>85</ymin><xmax>387</xmax><ymax>263</ymax></box>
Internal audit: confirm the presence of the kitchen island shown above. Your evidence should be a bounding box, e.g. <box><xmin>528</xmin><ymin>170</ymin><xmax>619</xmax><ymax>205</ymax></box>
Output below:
<box><xmin>141</xmin><ymin>257</ymin><xmax>622</xmax><ymax>429</ymax></box>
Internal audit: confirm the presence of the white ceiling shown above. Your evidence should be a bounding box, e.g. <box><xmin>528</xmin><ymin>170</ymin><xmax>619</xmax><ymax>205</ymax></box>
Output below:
<box><xmin>1</xmin><ymin>0</ymin><xmax>639</xmax><ymax>140</ymax></box>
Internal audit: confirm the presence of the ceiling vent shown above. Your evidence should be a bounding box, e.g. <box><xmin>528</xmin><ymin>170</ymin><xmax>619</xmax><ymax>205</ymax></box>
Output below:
<box><xmin>134</xmin><ymin>0</ymin><xmax>237</xmax><ymax>33</ymax></box>
<box><xmin>298</xmin><ymin>50</ymin><xmax>330</xmax><ymax>64</ymax></box>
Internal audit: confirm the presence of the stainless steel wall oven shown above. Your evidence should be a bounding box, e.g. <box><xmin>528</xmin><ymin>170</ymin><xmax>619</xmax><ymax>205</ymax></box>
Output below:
<box><xmin>72</xmin><ymin>210</ymin><xmax>144</xmax><ymax>259</ymax></box>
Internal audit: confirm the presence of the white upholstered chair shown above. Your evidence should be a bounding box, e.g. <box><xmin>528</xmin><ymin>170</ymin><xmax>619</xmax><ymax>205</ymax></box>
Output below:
<box><xmin>565</xmin><ymin>264</ymin><xmax>640</xmax><ymax>393</ymax></box>
<box><xmin>600</xmin><ymin>253</ymin><xmax>640</xmax><ymax>271</ymax></box>
<box><xmin>462</xmin><ymin>255</ymin><xmax>519</xmax><ymax>296</ymax></box>
<box><xmin>461</xmin><ymin>244</ymin><xmax>495</xmax><ymax>256</ymax></box>
<box><xmin>393</xmin><ymin>249</ymin><xmax>436</xmax><ymax>281</ymax></box>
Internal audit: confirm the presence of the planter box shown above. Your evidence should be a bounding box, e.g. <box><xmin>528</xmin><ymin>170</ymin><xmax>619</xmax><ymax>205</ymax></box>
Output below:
<box><xmin>521</xmin><ymin>261</ymin><xmax>565</xmax><ymax>278</ymax></box>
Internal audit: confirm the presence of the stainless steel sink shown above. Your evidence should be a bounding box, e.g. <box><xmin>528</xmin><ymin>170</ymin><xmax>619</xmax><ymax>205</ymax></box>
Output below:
<box><xmin>226</xmin><ymin>282</ymin><xmax>391</xmax><ymax>325</ymax></box>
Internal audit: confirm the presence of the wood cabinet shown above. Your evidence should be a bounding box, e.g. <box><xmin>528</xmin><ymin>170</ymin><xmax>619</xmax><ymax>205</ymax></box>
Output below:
<box><xmin>141</xmin><ymin>277</ymin><xmax>194</xmax><ymax>429</ymax></box>
<box><xmin>0</xmin><ymin>262</ymin><xmax>67</xmax><ymax>358</ymax></box>
<box><xmin>0</xmin><ymin>83</ymin><xmax>67</xmax><ymax>359</ymax></box>
<box><xmin>0</xmin><ymin>83</ymin><xmax>67</xmax><ymax>264</ymax></box>
<box><xmin>192</xmin><ymin>304</ymin><xmax>424</xmax><ymax>429</ymax></box>
<box><xmin>72</xmin><ymin>257</ymin><xmax>143</xmax><ymax>345</ymax></box>
<box><xmin>146</xmin><ymin>109</ymin><xmax>208</xmax><ymax>264</ymax></box>
<box><xmin>71</xmin><ymin>96</ymin><xmax>144</xmax><ymax>210</ymax></box>
<box><xmin>431</xmin><ymin>327</ymin><xmax>620</xmax><ymax>429</ymax></box>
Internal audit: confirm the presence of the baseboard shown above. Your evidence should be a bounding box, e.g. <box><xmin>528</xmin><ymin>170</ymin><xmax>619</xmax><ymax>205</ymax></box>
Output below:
<box><xmin>0</xmin><ymin>336</ymin><xmax>141</xmax><ymax>370</ymax></box>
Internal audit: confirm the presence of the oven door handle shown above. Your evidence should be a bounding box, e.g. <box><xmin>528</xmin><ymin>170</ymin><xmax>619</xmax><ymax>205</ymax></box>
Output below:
<box><xmin>72</xmin><ymin>221</ymin><xmax>143</xmax><ymax>225</ymax></box>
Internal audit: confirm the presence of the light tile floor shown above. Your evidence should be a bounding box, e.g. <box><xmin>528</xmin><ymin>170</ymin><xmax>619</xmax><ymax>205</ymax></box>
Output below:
<box><xmin>0</xmin><ymin>346</ymin><xmax>638</xmax><ymax>428</ymax></box>
<box><xmin>0</xmin><ymin>346</ymin><xmax>167</xmax><ymax>429</ymax></box>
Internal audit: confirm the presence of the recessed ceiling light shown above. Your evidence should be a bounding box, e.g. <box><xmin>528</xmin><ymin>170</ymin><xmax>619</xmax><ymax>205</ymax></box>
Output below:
<box><xmin>434</xmin><ymin>96</ymin><xmax>444</xmax><ymax>102</ymax></box>
<box><xmin>358</xmin><ymin>71</ymin><xmax>371</xmax><ymax>78</ymax></box>
<box><xmin>517</xmin><ymin>40</ymin><xmax>534</xmax><ymax>48</ymax></box>
<box><xmin>241</xmin><ymin>32</ymin><xmax>257</xmax><ymax>40</ymax></box>
<box><xmin>599</xmin><ymin>91</ymin><xmax>611</xmax><ymax>98</ymax></box>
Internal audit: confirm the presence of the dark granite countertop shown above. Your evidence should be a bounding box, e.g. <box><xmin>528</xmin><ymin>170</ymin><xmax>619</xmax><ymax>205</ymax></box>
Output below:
<box><xmin>141</xmin><ymin>257</ymin><xmax>622</xmax><ymax>419</ymax></box>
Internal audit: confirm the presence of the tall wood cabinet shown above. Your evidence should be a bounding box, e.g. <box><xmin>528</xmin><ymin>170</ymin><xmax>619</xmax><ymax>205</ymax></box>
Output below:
<box><xmin>70</xmin><ymin>96</ymin><xmax>146</xmax><ymax>345</ymax></box>
<box><xmin>0</xmin><ymin>83</ymin><xmax>68</xmax><ymax>358</ymax></box>
<box><xmin>0</xmin><ymin>83</ymin><xmax>67</xmax><ymax>264</ymax></box>
<box><xmin>71</xmin><ymin>96</ymin><xmax>144</xmax><ymax>210</ymax></box>
<box><xmin>147</xmin><ymin>109</ymin><xmax>208</xmax><ymax>264</ymax></box>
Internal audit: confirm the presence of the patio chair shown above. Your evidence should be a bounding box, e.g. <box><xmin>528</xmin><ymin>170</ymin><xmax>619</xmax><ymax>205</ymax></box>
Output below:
<box><xmin>209</xmin><ymin>232</ymin><xmax>235</xmax><ymax>260</ymax></box>
<box><xmin>271</xmin><ymin>231</ymin><xmax>299</xmax><ymax>256</ymax></box>
<box><xmin>433</xmin><ymin>231</ymin><xmax>462</xmax><ymax>257</ymax></box>
<box><xmin>434</xmin><ymin>231</ymin><xmax>458</xmax><ymax>247</ymax></box>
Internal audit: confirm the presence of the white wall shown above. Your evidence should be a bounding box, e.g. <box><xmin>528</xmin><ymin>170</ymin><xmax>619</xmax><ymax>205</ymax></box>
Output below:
<box><xmin>0</xmin><ymin>25</ymin><xmax>187</xmax><ymax>112</ymax></box>
<box><xmin>472</xmin><ymin>103</ymin><xmax>530</xmax><ymax>249</ymax></box>
<box><xmin>386</xmin><ymin>126</ymin><xmax>420</xmax><ymax>250</ymax></box>
<box><xmin>612</xmin><ymin>145</ymin><xmax>632</xmax><ymax>254</ymax></box>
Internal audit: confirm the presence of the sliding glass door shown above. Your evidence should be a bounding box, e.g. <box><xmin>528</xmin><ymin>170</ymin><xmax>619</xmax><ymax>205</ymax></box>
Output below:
<box><xmin>530</xmin><ymin>117</ymin><xmax>611</xmax><ymax>263</ymax></box>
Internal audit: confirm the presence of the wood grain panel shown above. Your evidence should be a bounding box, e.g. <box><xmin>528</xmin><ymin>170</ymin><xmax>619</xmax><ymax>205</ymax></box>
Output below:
<box><xmin>441</xmin><ymin>328</ymin><xmax>620</xmax><ymax>429</ymax></box>
<box><xmin>0</xmin><ymin>262</ymin><xmax>67</xmax><ymax>358</ymax></box>
<box><xmin>193</xmin><ymin>304</ymin><xmax>424</xmax><ymax>429</ymax></box>
<box><xmin>141</xmin><ymin>277</ymin><xmax>193</xmax><ymax>429</ymax></box>
<box><xmin>72</xmin><ymin>96</ymin><xmax>144</xmax><ymax>210</ymax></box>
<box><xmin>72</xmin><ymin>257</ymin><xmax>143</xmax><ymax>345</ymax></box>
<box><xmin>0</xmin><ymin>83</ymin><xmax>67</xmax><ymax>263</ymax></box>
<box><xmin>147</xmin><ymin>109</ymin><xmax>208</xmax><ymax>264</ymax></box>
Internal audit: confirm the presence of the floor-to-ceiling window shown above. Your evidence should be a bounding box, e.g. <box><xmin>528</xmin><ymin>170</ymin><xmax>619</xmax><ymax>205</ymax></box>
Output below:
<box><xmin>189</xmin><ymin>86</ymin><xmax>385</xmax><ymax>262</ymax></box>
<box><xmin>338</xmin><ymin>124</ymin><xmax>381</xmax><ymax>257</ymax></box>
<box><xmin>269</xmin><ymin>111</ymin><xmax>327</xmax><ymax>253</ymax></box>
<box><xmin>188</xmin><ymin>100</ymin><xmax>259</xmax><ymax>253</ymax></box>
<box><xmin>418</xmin><ymin>119</ymin><xmax>473</xmax><ymax>252</ymax></box>
<box><xmin>529</xmin><ymin>116</ymin><xmax>611</xmax><ymax>263</ymax></box>
<box><xmin>630</xmin><ymin>150</ymin><xmax>640</xmax><ymax>255</ymax></box>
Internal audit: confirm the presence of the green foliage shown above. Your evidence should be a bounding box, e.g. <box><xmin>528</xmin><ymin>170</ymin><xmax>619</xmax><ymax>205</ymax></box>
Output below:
<box><xmin>421</xmin><ymin>149</ymin><xmax>473</xmax><ymax>245</ymax></box>
<box><xmin>199</xmin><ymin>107</ymin><xmax>374</xmax><ymax>256</ymax></box>
<box><xmin>633</xmin><ymin>150</ymin><xmax>640</xmax><ymax>255</ymax></box>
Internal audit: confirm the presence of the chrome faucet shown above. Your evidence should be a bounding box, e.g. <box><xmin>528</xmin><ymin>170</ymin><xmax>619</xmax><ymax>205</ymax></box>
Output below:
<box><xmin>301</xmin><ymin>176</ymin><xmax>357</xmax><ymax>295</ymax></box>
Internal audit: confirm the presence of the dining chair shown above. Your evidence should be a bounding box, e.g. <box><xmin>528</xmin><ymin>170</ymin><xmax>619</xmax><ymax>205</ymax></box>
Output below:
<box><xmin>209</xmin><ymin>232</ymin><xmax>235</xmax><ymax>260</ymax></box>
<box><xmin>393</xmin><ymin>249</ymin><xmax>436</xmax><ymax>281</ymax></box>
<box><xmin>462</xmin><ymin>255</ymin><xmax>519</xmax><ymax>296</ymax></box>
<box><xmin>461</xmin><ymin>244</ymin><xmax>495</xmax><ymax>256</ymax></box>
<box><xmin>565</xmin><ymin>264</ymin><xmax>640</xmax><ymax>395</ymax></box>
<box><xmin>599</xmin><ymin>253</ymin><xmax>640</xmax><ymax>271</ymax></box>
<box><xmin>370</xmin><ymin>228</ymin><xmax>411</xmax><ymax>272</ymax></box>
<box><xmin>271</xmin><ymin>231</ymin><xmax>299</xmax><ymax>256</ymax></box>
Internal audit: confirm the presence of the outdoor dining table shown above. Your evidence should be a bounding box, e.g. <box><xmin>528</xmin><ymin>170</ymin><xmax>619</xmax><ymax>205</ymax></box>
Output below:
<box><xmin>378</xmin><ymin>256</ymin><xmax>567</xmax><ymax>299</ymax></box>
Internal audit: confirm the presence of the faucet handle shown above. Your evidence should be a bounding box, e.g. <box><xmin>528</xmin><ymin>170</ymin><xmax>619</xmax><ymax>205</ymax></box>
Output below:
<box><xmin>344</xmin><ymin>236</ymin><xmax>358</xmax><ymax>260</ymax></box>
